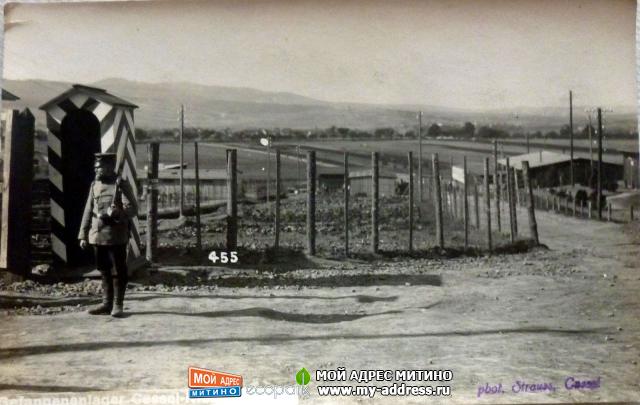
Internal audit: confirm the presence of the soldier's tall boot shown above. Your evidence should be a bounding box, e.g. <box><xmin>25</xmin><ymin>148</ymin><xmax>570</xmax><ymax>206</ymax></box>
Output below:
<box><xmin>111</xmin><ymin>276</ymin><xmax>126</xmax><ymax>318</ymax></box>
<box><xmin>88</xmin><ymin>275</ymin><xmax>113</xmax><ymax>315</ymax></box>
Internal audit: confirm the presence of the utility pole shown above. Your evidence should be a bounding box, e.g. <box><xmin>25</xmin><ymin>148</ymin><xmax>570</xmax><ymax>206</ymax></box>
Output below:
<box><xmin>418</xmin><ymin>111</ymin><xmax>423</xmax><ymax>202</ymax></box>
<box><xmin>569</xmin><ymin>90</ymin><xmax>574</xmax><ymax>187</ymax></box>
<box><xmin>179</xmin><ymin>104</ymin><xmax>185</xmax><ymax>217</ymax></box>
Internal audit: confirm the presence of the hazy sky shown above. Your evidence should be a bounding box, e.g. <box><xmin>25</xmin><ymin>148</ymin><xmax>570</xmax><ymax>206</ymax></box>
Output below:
<box><xmin>2</xmin><ymin>0</ymin><xmax>637</xmax><ymax>109</ymax></box>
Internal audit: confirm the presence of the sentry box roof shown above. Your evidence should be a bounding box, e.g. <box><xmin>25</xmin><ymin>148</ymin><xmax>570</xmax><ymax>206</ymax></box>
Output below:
<box><xmin>39</xmin><ymin>84</ymin><xmax>138</xmax><ymax>111</ymax></box>
<box><xmin>1</xmin><ymin>89</ymin><xmax>20</xmax><ymax>101</ymax></box>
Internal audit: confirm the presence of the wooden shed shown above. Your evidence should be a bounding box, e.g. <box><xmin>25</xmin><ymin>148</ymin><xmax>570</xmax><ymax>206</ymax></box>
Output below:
<box><xmin>318</xmin><ymin>168</ymin><xmax>346</xmax><ymax>194</ymax></box>
<box><xmin>349</xmin><ymin>169</ymin><xmax>396</xmax><ymax>197</ymax></box>
<box><xmin>139</xmin><ymin>168</ymin><xmax>233</xmax><ymax>203</ymax></box>
<box><xmin>40</xmin><ymin>84</ymin><xmax>142</xmax><ymax>269</ymax></box>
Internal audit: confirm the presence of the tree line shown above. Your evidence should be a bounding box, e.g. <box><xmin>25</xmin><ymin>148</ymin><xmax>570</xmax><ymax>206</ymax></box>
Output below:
<box><xmin>132</xmin><ymin>122</ymin><xmax>637</xmax><ymax>143</ymax></box>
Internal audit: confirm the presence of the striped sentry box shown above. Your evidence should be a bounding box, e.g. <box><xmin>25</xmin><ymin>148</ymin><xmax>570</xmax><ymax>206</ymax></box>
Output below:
<box><xmin>40</xmin><ymin>84</ymin><xmax>142</xmax><ymax>269</ymax></box>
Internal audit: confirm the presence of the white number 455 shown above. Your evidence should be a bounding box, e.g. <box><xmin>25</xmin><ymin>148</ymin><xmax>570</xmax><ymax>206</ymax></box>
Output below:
<box><xmin>208</xmin><ymin>251</ymin><xmax>238</xmax><ymax>264</ymax></box>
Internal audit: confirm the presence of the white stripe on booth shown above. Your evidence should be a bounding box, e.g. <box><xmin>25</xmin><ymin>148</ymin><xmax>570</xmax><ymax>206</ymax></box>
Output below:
<box><xmin>50</xmin><ymin>198</ymin><xmax>65</xmax><ymax>226</ymax></box>
<box><xmin>48</xmin><ymin>131</ymin><xmax>62</xmax><ymax>157</ymax></box>
<box><xmin>49</xmin><ymin>164</ymin><xmax>64</xmax><ymax>192</ymax></box>
<box><xmin>51</xmin><ymin>234</ymin><xmax>67</xmax><ymax>262</ymax></box>
<box><xmin>92</xmin><ymin>102</ymin><xmax>112</xmax><ymax>122</ymax></box>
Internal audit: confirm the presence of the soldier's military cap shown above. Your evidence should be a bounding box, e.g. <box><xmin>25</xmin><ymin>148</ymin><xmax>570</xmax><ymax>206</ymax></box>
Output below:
<box><xmin>94</xmin><ymin>153</ymin><xmax>117</xmax><ymax>168</ymax></box>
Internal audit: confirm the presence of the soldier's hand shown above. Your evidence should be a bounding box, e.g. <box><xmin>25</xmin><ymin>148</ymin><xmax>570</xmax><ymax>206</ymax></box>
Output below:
<box><xmin>79</xmin><ymin>240</ymin><xmax>88</xmax><ymax>250</ymax></box>
<box><xmin>109</xmin><ymin>205</ymin><xmax>123</xmax><ymax>219</ymax></box>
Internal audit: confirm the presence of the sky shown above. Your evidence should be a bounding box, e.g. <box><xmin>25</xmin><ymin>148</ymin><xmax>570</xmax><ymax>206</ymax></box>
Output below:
<box><xmin>2</xmin><ymin>0</ymin><xmax>637</xmax><ymax>110</ymax></box>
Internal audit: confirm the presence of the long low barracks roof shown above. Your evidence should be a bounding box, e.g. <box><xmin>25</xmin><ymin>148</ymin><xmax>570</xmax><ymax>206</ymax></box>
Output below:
<box><xmin>498</xmin><ymin>150</ymin><xmax>623</xmax><ymax>170</ymax></box>
<box><xmin>498</xmin><ymin>151</ymin><xmax>571</xmax><ymax>170</ymax></box>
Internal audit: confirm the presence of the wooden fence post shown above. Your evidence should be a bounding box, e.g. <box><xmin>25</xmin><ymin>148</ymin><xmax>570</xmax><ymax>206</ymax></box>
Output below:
<box><xmin>442</xmin><ymin>181</ymin><xmax>448</xmax><ymax>218</ymax></box>
<box><xmin>450</xmin><ymin>157</ymin><xmax>454</xmax><ymax>178</ymax></box>
<box><xmin>344</xmin><ymin>152</ymin><xmax>349</xmax><ymax>257</ymax></box>
<box><xmin>452</xmin><ymin>181</ymin><xmax>458</xmax><ymax>220</ymax></box>
<box><xmin>474</xmin><ymin>182</ymin><xmax>480</xmax><ymax>229</ymax></box>
<box><xmin>446</xmin><ymin>183</ymin><xmax>451</xmax><ymax>219</ymax></box>
<box><xmin>484</xmin><ymin>157</ymin><xmax>492</xmax><ymax>252</ymax></box>
<box><xmin>372</xmin><ymin>152</ymin><xmax>379</xmax><ymax>253</ymax></box>
<box><xmin>493</xmin><ymin>140</ymin><xmax>501</xmax><ymax>232</ymax></box>
<box><xmin>408</xmin><ymin>152</ymin><xmax>414</xmax><ymax>252</ymax></box>
<box><xmin>607</xmin><ymin>204</ymin><xmax>612</xmax><ymax>222</ymax></box>
<box><xmin>514</xmin><ymin>169</ymin><xmax>521</xmax><ymax>207</ymax></box>
<box><xmin>0</xmin><ymin>109</ymin><xmax>34</xmax><ymax>280</ymax></box>
<box><xmin>433</xmin><ymin>154</ymin><xmax>444</xmax><ymax>248</ymax></box>
<box><xmin>274</xmin><ymin>149</ymin><xmax>281</xmax><ymax>251</ymax></box>
<box><xmin>506</xmin><ymin>158</ymin><xmax>515</xmax><ymax>243</ymax></box>
<box><xmin>597</xmin><ymin>108</ymin><xmax>603</xmax><ymax>220</ymax></box>
<box><xmin>449</xmin><ymin>181</ymin><xmax>453</xmax><ymax>219</ymax></box>
<box><xmin>226</xmin><ymin>149</ymin><xmax>238</xmax><ymax>251</ymax></box>
<box><xmin>522</xmin><ymin>161</ymin><xmax>539</xmax><ymax>245</ymax></box>
<box><xmin>307</xmin><ymin>151</ymin><xmax>316</xmax><ymax>255</ymax></box>
<box><xmin>418</xmin><ymin>114</ymin><xmax>423</xmax><ymax>203</ymax></box>
<box><xmin>588</xmin><ymin>201</ymin><xmax>592</xmax><ymax>219</ymax></box>
<box><xmin>146</xmin><ymin>142</ymin><xmax>159</xmax><ymax>262</ymax></box>
<box><xmin>194</xmin><ymin>142</ymin><xmax>202</xmax><ymax>257</ymax></box>
<box><xmin>463</xmin><ymin>156</ymin><xmax>469</xmax><ymax>250</ymax></box>
<box><xmin>511</xmin><ymin>167</ymin><xmax>518</xmax><ymax>236</ymax></box>
<box><xmin>545</xmin><ymin>194</ymin><xmax>549</xmax><ymax>211</ymax></box>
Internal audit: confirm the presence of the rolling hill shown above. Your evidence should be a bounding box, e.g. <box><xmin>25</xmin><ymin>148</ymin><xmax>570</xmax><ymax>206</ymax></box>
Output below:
<box><xmin>2</xmin><ymin>78</ymin><xmax>636</xmax><ymax>132</ymax></box>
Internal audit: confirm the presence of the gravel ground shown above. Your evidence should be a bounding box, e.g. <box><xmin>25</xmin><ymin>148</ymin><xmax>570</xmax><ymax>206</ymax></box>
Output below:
<box><xmin>0</xmin><ymin>207</ymin><xmax>638</xmax><ymax>404</ymax></box>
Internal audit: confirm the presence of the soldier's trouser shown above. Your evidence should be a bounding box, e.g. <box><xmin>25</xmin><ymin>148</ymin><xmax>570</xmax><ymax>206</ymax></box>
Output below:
<box><xmin>94</xmin><ymin>244</ymin><xmax>128</xmax><ymax>306</ymax></box>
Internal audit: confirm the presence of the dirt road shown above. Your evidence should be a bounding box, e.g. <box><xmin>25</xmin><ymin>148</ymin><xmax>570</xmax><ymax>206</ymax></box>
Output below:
<box><xmin>0</xmin><ymin>208</ymin><xmax>638</xmax><ymax>404</ymax></box>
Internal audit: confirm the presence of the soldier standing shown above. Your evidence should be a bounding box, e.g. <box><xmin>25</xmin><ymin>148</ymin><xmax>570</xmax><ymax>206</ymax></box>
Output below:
<box><xmin>78</xmin><ymin>153</ymin><xmax>138</xmax><ymax>317</ymax></box>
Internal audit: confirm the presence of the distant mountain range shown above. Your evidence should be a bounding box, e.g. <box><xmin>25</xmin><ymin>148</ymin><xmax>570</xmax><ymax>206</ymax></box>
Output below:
<box><xmin>2</xmin><ymin>78</ymin><xmax>637</xmax><ymax>132</ymax></box>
